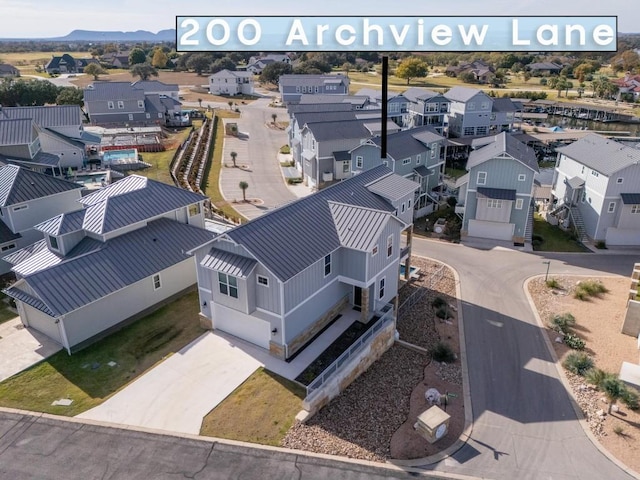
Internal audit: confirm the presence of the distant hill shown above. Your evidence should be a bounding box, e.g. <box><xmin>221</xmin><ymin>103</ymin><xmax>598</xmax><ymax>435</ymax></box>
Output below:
<box><xmin>48</xmin><ymin>29</ymin><xmax>176</xmax><ymax>42</ymax></box>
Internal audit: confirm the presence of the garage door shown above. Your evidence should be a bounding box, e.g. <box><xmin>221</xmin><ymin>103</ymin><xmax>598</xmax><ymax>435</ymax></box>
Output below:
<box><xmin>212</xmin><ymin>304</ymin><xmax>271</xmax><ymax>349</ymax></box>
<box><xmin>468</xmin><ymin>220</ymin><xmax>514</xmax><ymax>241</ymax></box>
<box><xmin>21</xmin><ymin>303</ymin><xmax>63</xmax><ymax>345</ymax></box>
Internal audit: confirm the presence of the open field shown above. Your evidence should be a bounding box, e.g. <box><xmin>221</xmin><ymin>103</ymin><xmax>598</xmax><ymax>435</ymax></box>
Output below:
<box><xmin>0</xmin><ymin>51</ymin><xmax>93</xmax><ymax>68</ymax></box>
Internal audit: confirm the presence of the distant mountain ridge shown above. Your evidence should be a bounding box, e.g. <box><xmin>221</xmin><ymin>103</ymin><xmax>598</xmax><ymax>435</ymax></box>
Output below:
<box><xmin>9</xmin><ymin>29</ymin><xmax>177</xmax><ymax>42</ymax></box>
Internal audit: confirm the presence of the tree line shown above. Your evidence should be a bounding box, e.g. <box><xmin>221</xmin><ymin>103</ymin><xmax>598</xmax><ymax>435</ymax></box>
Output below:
<box><xmin>0</xmin><ymin>78</ymin><xmax>83</xmax><ymax>107</ymax></box>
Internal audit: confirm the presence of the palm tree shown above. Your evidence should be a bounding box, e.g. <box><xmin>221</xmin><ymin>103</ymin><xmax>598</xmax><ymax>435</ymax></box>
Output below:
<box><xmin>239</xmin><ymin>181</ymin><xmax>249</xmax><ymax>202</ymax></box>
<box><xmin>198</xmin><ymin>98</ymin><xmax>203</xmax><ymax>108</ymax></box>
<box><xmin>230</xmin><ymin>151</ymin><xmax>237</xmax><ymax>168</ymax></box>
<box><xmin>271</xmin><ymin>113</ymin><xmax>277</xmax><ymax>124</ymax></box>
<box><xmin>228</xmin><ymin>100</ymin><xmax>233</xmax><ymax>110</ymax></box>
<box><xmin>601</xmin><ymin>376</ymin><xmax>626</xmax><ymax>414</ymax></box>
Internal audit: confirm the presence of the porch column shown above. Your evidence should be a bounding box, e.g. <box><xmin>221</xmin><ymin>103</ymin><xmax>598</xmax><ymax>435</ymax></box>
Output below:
<box><xmin>404</xmin><ymin>226</ymin><xmax>413</xmax><ymax>281</ymax></box>
<box><xmin>360</xmin><ymin>286</ymin><xmax>370</xmax><ymax>323</ymax></box>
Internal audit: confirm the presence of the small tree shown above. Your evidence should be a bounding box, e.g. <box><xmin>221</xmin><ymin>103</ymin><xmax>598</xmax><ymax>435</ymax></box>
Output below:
<box><xmin>151</xmin><ymin>48</ymin><xmax>169</xmax><ymax>69</ymax></box>
<box><xmin>130</xmin><ymin>63</ymin><xmax>159</xmax><ymax>81</ymax></box>
<box><xmin>239</xmin><ymin>181</ymin><xmax>249</xmax><ymax>202</ymax></box>
<box><xmin>228</xmin><ymin>100</ymin><xmax>233</xmax><ymax>110</ymax></box>
<box><xmin>602</xmin><ymin>376</ymin><xmax>626</xmax><ymax>414</ymax></box>
<box><xmin>198</xmin><ymin>98</ymin><xmax>203</xmax><ymax>108</ymax></box>
<box><xmin>84</xmin><ymin>63</ymin><xmax>107</xmax><ymax>80</ymax></box>
<box><xmin>271</xmin><ymin>113</ymin><xmax>277</xmax><ymax>124</ymax></box>
<box><xmin>395</xmin><ymin>57</ymin><xmax>429</xmax><ymax>85</ymax></box>
<box><xmin>230</xmin><ymin>151</ymin><xmax>237</xmax><ymax>167</ymax></box>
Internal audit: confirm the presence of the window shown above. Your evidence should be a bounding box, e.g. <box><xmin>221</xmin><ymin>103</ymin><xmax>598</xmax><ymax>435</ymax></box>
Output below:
<box><xmin>426</xmin><ymin>102</ymin><xmax>438</xmax><ymax>112</ymax></box>
<box><xmin>257</xmin><ymin>275</ymin><xmax>269</xmax><ymax>287</ymax></box>
<box><xmin>431</xmin><ymin>143</ymin><xmax>437</xmax><ymax>158</ymax></box>
<box><xmin>477</xmin><ymin>171</ymin><xmax>487</xmax><ymax>185</ymax></box>
<box><xmin>591</xmin><ymin>170</ymin><xmax>599</xmax><ymax>177</ymax></box>
<box><xmin>387</xmin><ymin>235</ymin><xmax>393</xmax><ymax>257</ymax></box>
<box><xmin>12</xmin><ymin>204</ymin><xmax>28</xmax><ymax>211</ymax></box>
<box><xmin>188</xmin><ymin>203</ymin><xmax>201</xmax><ymax>216</ymax></box>
<box><xmin>382</xmin><ymin>160</ymin><xmax>388</xmax><ymax>167</ymax></box>
<box><xmin>324</xmin><ymin>254</ymin><xmax>331</xmax><ymax>276</ymax></box>
<box><xmin>608</xmin><ymin>202</ymin><xmax>616</xmax><ymax>213</ymax></box>
<box><xmin>1</xmin><ymin>243</ymin><xmax>16</xmax><ymax>252</ymax></box>
<box><xmin>402</xmin><ymin>158</ymin><xmax>411</xmax><ymax>165</ymax></box>
<box><xmin>158</xmin><ymin>113</ymin><xmax>163</xmax><ymax>118</ymax></box>
<box><xmin>581</xmin><ymin>191</ymin><xmax>586</xmax><ymax>203</ymax></box>
<box><xmin>416</xmin><ymin>154</ymin><xmax>421</xmax><ymax>165</ymax></box>
<box><xmin>153</xmin><ymin>274</ymin><xmax>161</xmax><ymax>290</ymax></box>
<box><xmin>145</xmin><ymin>113</ymin><xmax>151</xmax><ymax>119</ymax></box>
<box><xmin>487</xmin><ymin>199</ymin><xmax>503</xmax><ymax>208</ymax></box>
<box><xmin>632</xmin><ymin>205</ymin><xmax>640</xmax><ymax>214</ymax></box>
<box><xmin>138</xmin><ymin>100</ymin><xmax>144</xmax><ymax>108</ymax></box>
<box><xmin>372</xmin><ymin>245</ymin><xmax>378</xmax><ymax>256</ymax></box>
<box><xmin>342</xmin><ymin>161</ymin><xmax>350</xmax><ymax>173</ymax></box>
<box><xmin>49</xmin><ymin>235</ymin><xmax>59</xmax><ymax>250</ymax></box>
<box><xmin>107</xmin><ymin>101</ymin><xmax>114</xmax><ymax>109</ymax></box>
<box><xmin>468</xmin><ymin>102</ymin><xmax>476</xmax><ymax>110</ymax></box>
<box><xmin>401</xmin><ymin>202</ymin><xmax>406</xmax><ymax>213</ymax></box>
<box><xmin>408</xmin><ymin>199</ymin><xmax>412</xmax><ymax>208</ymax></box>
<box><xmin>356</xmin><ymin>156</ymin><xmax>363</xmax><ymax>168</ymax></box>
<box><xmin>518</xmin><ymin>174</ymin><xmax>526</xmax><ymax>182</ymax></box>
<box><xmin>379</xmin><ymin>277</ymin><xmax>385</xmax><ymax>299</ymax></box>
<box><xmin>128</xmin><ymin>114</ymin><xmax>134</xmax><ymax>121</ymax></box>
<box><xmin>218</xmin><ymin>272</ymin><xmax>238</xmax><ymax>298</ymax></box>
<box><xmin>515</xmin><ymin>198</ymin><xmax>524</xmax><ymax>210</ymax></box>
<box><xmin>481</xmin><ymin>101</ymin><xmax>491</xmax><ymax>110</ymax></box>
<box><xmin>476</xmin><ymin>126</ymin><xmax>488</xmax><ymax>136</ymax></box>
<box><xmin>617</xmin><ymin>177</ymin><xmax>624</xmax><ymax>184</ymax></box>
<box><xmin>464</xmin><ymin>127</ymin><xmax>475</xmax><ymax>136</ymax></box>
<box><xmin>117</xmin><ymin>101</ymin><xmax>124</xmax><ymax>109</ymax></box>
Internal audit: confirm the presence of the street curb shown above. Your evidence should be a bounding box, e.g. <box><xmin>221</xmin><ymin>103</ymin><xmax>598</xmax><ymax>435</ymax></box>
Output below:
<box><xmin>523</xmin><ymin>275</ymin><xmax>640</xmax><ymax>480</ymax></box>
<box><xmin>0</xmin><ymin>406</ymin><xmax>470</xmax><ymax>479</ymax></box>
<box><xmin>388</xmin><ymin>258</ymin><xmax>475</xmax><ymax>472</ymax></box>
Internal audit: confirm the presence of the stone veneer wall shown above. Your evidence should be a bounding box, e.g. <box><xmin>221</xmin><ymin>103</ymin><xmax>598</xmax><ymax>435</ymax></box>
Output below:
<box><xmin>621</xmin><ymin>263</ymin><xmax>640</xmax><ymax>337</ymax></box>
<box><xmin>301</xmin><ymin>320</ymin><xmax>395</xmax><ymax>417</ymax></box>
<box><xmin>286</xmin><ymin>296</ymin><xmax>349</xmax><ymax>360</ymax></box>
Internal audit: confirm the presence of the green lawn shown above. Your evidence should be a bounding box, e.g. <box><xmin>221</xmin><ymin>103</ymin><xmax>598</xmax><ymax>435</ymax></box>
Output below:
<box><xmin>533</xmin><ymin>213</ymin><xmax>590</xmax><ymax>252</ymax></box>
<box><xmin>200</xmin><ymin>368</ymin><xmax>305</xmax><ymax>446</ymax></box>
<box><xmin>445</xmin><ymin>167</ymin><xmax>467</xmax><ymax>179</ymax></box>
<box><xmin>0</xmin><ymin>291</ymin><xmax>205</xmax><ymax>416</ymax></box>
<box><xmin>0</xmin><ymin>305</ymin><xmax>17</xmax><ymax>325</ymax></box>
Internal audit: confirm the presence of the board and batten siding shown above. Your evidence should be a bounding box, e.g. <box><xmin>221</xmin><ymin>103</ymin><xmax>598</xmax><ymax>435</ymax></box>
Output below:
<box><xmin>62</xmin><ymin>257</ymin><xmax>197</xmax><ymax>348</ymax></box>
<box><xmin>367</xmin><ymin>220</ymin><xmax>402</xmax><ymax>278</ymax></box>
<box><xmin>254</xmin><ymin>264</ymin><xmax>281</xmax><ymax>314</ymax></box>
<box><xmin>7</xmin><ymin>189</ymin><xmax>82</xmax><ymax>234</ymax></box>
<box><xmin>19</xmin><ymin>302</ymin><xmax>63</xmax><ymax>345</ymax></box>
<box><xmin>470</xmin><ymin>157</ymin><xmax>534</xmax><ymax>194</ymax></box>
<box><xmin>283</xmin><ymin>278</ymin><xmax>350</xmax><ymax>343</ymax></box>
<box><xmin>338</xmin><ymin>248</ymin><xmax>367</xmax><ymax>283</ymax></box>
<box><xmin>284</xmin><ymin>250</ymin><xmax>339</xmax><ymax>312</ymax></box>
<box><xmin>37</xmin><ymin>129</ymin><xmax>84</xmax><ymax>168</ymax></box>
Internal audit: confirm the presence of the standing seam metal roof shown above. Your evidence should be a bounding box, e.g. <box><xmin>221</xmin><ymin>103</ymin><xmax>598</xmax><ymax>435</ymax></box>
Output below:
<box><xmin>6</xmin><ymin>218</ymin><xmax>214</xmax><ymax>317</ymax></box>
<box><xmin>466</xmin><ymin>132</ymin><xmax>539</xmax><ymax>173</ymax></box>
<box><xmin>366</xmin><ymin>174</ymin><xmax>420</xmax><ymax>202</ymax></box>
<box><xmin>225</xmin><ymin>166</ymin><xmax>410</xmax><ymax>282</ymax></box>
<box><xmin>0</xmin><ymin>105</ymin><xmax>82</xmax><ymax>127</ymax></box>
<box><xmin>329</xmin><ymin>202</ymin><xmax>391</xmax><ymax>251</ymax></box>
<box><xmin>476</xmin><ymin>187</ymin><xmax>517</xmax><ymax>201</ymax></box>
<box><xmin>557</xmin><ymin>134</ymin><xmax>640</xmax><ymax>176</ymax></box>
<box><xmin>0</xmin><ymin>119</ymin><xmax>36</xmax><ymax>146</ymax></box>
<box><xmin>0</xmin><ymin>164</ymin><xmax>83</xmax><ymax>207</ymax></box>
<box><xmin>201</xmin><ymin>248</ymin><xmax>257</xmax><ymax>278</ymax></box>
<box><xmin>620</xmin><ymin>193</ymin><xmax>640</xmax><ymax>204</ymax></box>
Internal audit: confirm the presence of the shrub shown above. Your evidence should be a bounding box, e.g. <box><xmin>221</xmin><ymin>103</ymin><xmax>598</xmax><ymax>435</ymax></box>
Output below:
<box><xmin>621</xmin><ymin>387</ymin><xmax>639</xmax><ymax>410</ymax></box>
<box><xmin>436</xmin><ymin>306</ymin><xmax>450</xmax><ymax>320</ymax></box>
<box><xmin>545</xmin><ymin>278</ymin><xmax>560</xmax><ymax>289</ymax></box>
<box><xmin>431</xmin><ymin>297</ymin><xmax>447</xmax><ymax>309</ymax></box>
<box><xmin>563</xmin><ymin>333</ymin><xmax>586</xmax><ymax>350</ymax></box>
<box><xmin>286</xmin><ymin>177</ymin><xmax>302</xmax><ymax>185</ymax></box>
<box><xmin>446</xmin><ymin>196</ymin><xmax>457</xmax><ymax>208</ymax></box>
<box><xmin>613</xmin><ymin>425</ymin><xmax>625</xmax><ymax>436</ymax></box>
<box><xmin>574</xmin><ymin>289</ymin><xmax>589</xmax><ymax>301</ymax></box>
<box><xmin>549</xmin><ymin>313</ymin><xmax>576</xmax><ymax>333</ymax></box>
<box><xmin>532</xmin><ymin>233</ymin><xmax>544</xmax><ymax>243</ymax></box>
<box><xmin>595</xmin><ymin>240</ymin><xmax>607</xmax><ymax>249</ymax></box>
<box><xmin>279</xmin><ymin>145</ymin><xmax>291</xmax><ymax>154</ymax></box>
<box><xmin>575</xmin><ymin>280</ymin><xmax>609</xmax><ymax>300</ymax></box>
<box><xmin>585</xmin><ymin>368</ymin><xmax>611</xmax><ymax>388</ymax></box>
<box><xmin>562</xmin><ymin>352</ymin><xmax>593</xmax><ymax>375</ymax></box>
<box><xmin>430</xmin><ymin>341</ymin><xmax>456</xmax><ymax>363</ymax></box>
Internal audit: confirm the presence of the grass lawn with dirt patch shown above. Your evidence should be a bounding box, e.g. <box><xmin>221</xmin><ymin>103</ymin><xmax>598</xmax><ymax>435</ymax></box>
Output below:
<box><xmin>0</xmin><ymin>291</ymin><xmax>205</xmax><ymax>416</ymax></box>
<box><xmin>200</xmin><ymin>368</ymin><xmax>305</xmax><ymax>446</ymax></box>
<box><xmin>533</xmin><ymin>213</ymin><xmax>590</xmax><ymax>252</ymax></box>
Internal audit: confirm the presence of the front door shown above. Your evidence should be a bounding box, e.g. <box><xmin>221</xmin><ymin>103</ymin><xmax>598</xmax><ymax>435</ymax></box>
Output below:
<box><xmin>353</xmin><ymin>286</ymin><xmax>362</xmax><ymax>312</ymax></box>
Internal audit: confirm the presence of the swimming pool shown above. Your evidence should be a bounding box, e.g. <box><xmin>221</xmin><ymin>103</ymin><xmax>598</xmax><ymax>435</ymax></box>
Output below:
<box><xmin>102</xmin><ymin>148</ymin><xmax>139</xmax><ymax>165</ymax></box>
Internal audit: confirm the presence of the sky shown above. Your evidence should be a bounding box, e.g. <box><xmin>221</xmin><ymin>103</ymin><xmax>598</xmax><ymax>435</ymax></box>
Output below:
<box><xmin>1</xmin><ymin>0</ymin><xmax>637</xmax><ymax>38</ymax></box>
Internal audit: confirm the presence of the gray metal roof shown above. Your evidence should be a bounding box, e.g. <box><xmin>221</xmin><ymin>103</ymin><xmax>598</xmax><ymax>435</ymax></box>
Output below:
<box><xmin>2</xmin><ymin>239</ymin><xmax>46</xmax><ymax>266</ymax></box>
<box><xmin>402</xmin><ymin>87</ymin><xmax>445</xmax><ymax>103</ymax></box>
<box><xmin>6</xmin><ymin>218</ymin><xmax>214</xmax><ymax>317</ymax></box>
<box><xmin>444</xmin><ymin>86</ymin><xmax>489</xmax><ymax>103</ymax></box>
<box><xmin>557</xmin><ymin>134</ymin><xmax>640</xmax><ymax>176</ymax></box>
<box><xmin>4</xmin><ymin>286</ymin><xmax>54</xmax><ymax>316</ymax></box>
<box><xmin>566</xmin><ymin>176</ymin><xmax>585</xmax><ymax>189</ymax></box>
<box><xmin>293</xmin><ymin>111</ymin><xmax>357</xmax><ymax>128</ymax></box>
<box><xmin>0</xmin><ymin>164</ymin><xmax>82</xmax><ymax>207</ymax></box>
<box><xmin>84</xmin><ymin>82</ymin><xmax>146</xmax><ymax>102</ymax></box>
<box><xmin>621</xmin><ymin>193</ymin><xmax>640</xmax><ymax>205</ymax></box>
<box><xmin>0</xmin><ymin>119</ymin><xmax>35</xmax><ymax>146</ymax></box>
<box><xmin>477</xmin><ymin>187</ymin><xmax>516</xmax><ymax>201</ymax></box>
<box><xmin>413</xmin><ymin>166</ymin><xmax>431</xmax><ymax>177</ymax></box>
<box><xmin>287</xmin><ymin>103</ymin><xmax>353</xmax><ymax>115</ymax></box>
<box><xmin>0</xmin><ymin>105</ymin><xmax>82</xmax><ymax>127</ymax></box>
<box><xmin>201</xmin><ymin>248</ymin><xmax>257</xmax><ymax>278</ymax></box>
<box><xmin>225</xmin><ymin>166</ymin><xmax>408</xmax><ymax>282</ymax></box>
<box><xmin>34</xmin><ymin>209</ymin><xmax>86</xmax><ymax>235</ymax></box>
<box><xmin>333</xmin><ymin>150</ymin><xmax>350</xmax><ymax>161</ymax></box>
<box><xmin>132</xmin><ymin>80</ymin><xmax>179</xmax><ymax>93</ymax></box>
<box><xmin>467</xmin><ymin>132</ymin><xmax>539</xmax><ymax>173</ymax></box>
<box><xmin>78</xmin><ymin>175</ymin><xmax>206</xmax><ymax>235</ymax></box>
<box><xmin>297</xmin><ymin>95</ymin><xmax>366</xmax><ymax>106</ymax></box>
<box><xmin>366</xmin><ymin>173</ymin><xmax>420</xmax><ymax>202</ymax></box>
<box><xmin>534</xmin><ymin>168</ymin><xmax>555</xmax><ymax>187</ymax></box>
<box><xmin>492</xmin><ymin>98</ymin><xmax>519</xmax><ymax>113</ymax></box>
<box><xmin>329</xmin><ymin>202</ymin><xmax>391</xmax><ymax>251</ymax></box>
<box><xmin>367</xmin><ymin>125</ymin><xmax>444</xmax><ymax>162</ymax></box>
<box><xmin>305</xmin><ymin>119</ymin><xmax>372</xmax><ymax>143</ymax></box>
<box><xmin>279</xmin><ymin>74</ymin><xmax>348</xmax><ymax>87</ymax></box>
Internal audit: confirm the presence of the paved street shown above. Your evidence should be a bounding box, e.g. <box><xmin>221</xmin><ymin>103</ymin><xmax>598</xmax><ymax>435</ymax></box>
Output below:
<box><xmin>411</xmin><ymin>239</ymin><xmax>638</xmax><ymax>480</ymax></box>
<box><xmin>218</xmin><ymin>96</ymin><xmax>297</xmax><ymax>219</ymax></box>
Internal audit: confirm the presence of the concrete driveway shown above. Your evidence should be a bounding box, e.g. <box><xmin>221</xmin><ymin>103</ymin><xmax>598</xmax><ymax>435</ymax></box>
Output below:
<box><xmin>0</xmin><ymin>318</ymin><xmax>62</xmax><ymax>382</ymax></box>
<box><xmin>77</xmin><ymin>332</ymin><xmax>262</xmax><ymax>435</ymax></box>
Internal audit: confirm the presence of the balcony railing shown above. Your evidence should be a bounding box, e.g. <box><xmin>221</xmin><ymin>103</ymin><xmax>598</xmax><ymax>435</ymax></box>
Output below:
<box><xmin>306</xmin><ymin>303</ymin><xmax>394</xmax><ymax>398</ymax></box>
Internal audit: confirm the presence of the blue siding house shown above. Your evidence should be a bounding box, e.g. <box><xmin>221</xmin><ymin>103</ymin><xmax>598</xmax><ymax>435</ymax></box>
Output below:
<box><xmin>192</xmin><ymin>166</ymin><xmax>419</xmax><ymax>360</ymax></box>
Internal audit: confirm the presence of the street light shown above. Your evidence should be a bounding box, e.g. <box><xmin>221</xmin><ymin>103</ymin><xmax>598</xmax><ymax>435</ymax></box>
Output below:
<box><xmin>542</xmin><ymin>261</ymin><xmax>551</xmax><ymax>282</ymax></box>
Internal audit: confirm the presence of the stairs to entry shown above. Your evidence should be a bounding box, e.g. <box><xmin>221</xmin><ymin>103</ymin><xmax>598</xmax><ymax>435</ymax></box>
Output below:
<box><xmin>569</xmin><ymin>207</ymin><xmax>588</xmax><ymax>242</ymax></box>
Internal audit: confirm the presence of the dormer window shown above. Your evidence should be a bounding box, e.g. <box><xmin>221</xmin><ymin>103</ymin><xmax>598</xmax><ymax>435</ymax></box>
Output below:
<box><xmin>49</xmin><ymin>235</ymin><xmax>59</xmax><ymax>250</ymax></box>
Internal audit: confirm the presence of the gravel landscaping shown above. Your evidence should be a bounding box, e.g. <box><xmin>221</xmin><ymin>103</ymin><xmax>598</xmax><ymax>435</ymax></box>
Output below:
<box><xmin>282</xmin><ymin>257</ymin><xmax>465</xmax><ymax>462</ymax></box>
